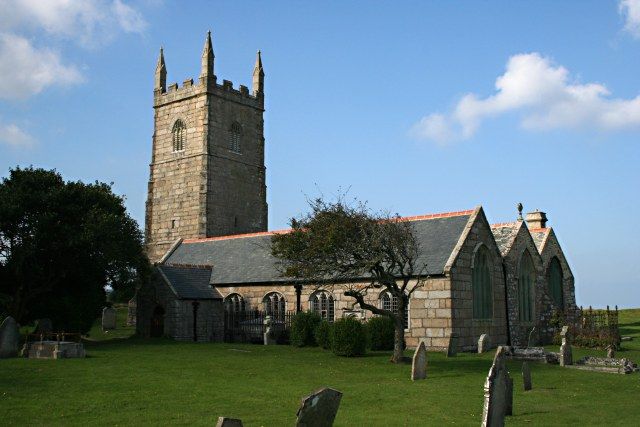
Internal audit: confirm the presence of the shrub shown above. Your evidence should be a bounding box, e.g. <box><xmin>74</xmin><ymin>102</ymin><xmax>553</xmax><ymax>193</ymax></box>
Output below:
<box><xmin>367</xmin><ymin>316</ymin><xmax>395</xmax><ymax>351</ymax></box>
<box><xmin>315</xmin><ymin>320</ymin><xmax>333</xmax><ymax>350</ymax></box>
<box><xmin>290</xmin><ymin>311</ymin><xmax>322</xmax><ymax>347</ymax></box>
<box><xmin>331</xmin><ymin>316</ymin><xmax>367</xmax><ymax>357</ymax></box>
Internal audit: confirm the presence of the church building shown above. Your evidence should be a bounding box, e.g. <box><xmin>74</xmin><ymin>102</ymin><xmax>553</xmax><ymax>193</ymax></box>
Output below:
<box><xmin>137</xmin><ymin>33</ymin><xmax>578</xmax><ymax>352</ymax></box>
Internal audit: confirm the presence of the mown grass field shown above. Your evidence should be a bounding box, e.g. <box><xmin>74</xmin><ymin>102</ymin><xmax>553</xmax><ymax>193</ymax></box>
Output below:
<box><xmin>2</xmin><ymin>309</ymin><xmax>640</xmax><ymax>426</ymax></box>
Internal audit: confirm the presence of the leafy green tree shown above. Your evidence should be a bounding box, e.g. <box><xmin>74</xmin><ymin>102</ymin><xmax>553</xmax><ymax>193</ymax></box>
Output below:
<box><xmin>271</xmin><ymin>197</ymin><xmax>429</xmax><ymax>363</ymax></box>
<box><xmin>0</xmin><ymin>167</ymin><xmax>149</xmax><ymax>333</ymax></box>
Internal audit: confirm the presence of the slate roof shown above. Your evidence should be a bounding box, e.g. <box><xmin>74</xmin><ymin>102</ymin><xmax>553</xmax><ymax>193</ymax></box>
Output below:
<box><xmin>529</xmin><ymin>228</ymin><xmax>551</xmax><ymax>253</ymax></box>
<box><xmin>490</xmin><ymin>222</ymin><xmax>522</xmax><ymax>255</ymax></box>
<box><xmin>164</xmin><ymin>210</ymin><xmax>475</xmax><ymax>285</ymax></box>
<box><xmin>157</xmin><ymin>265</ymin><xmax>222</xmax><ymax>299</ymax></box>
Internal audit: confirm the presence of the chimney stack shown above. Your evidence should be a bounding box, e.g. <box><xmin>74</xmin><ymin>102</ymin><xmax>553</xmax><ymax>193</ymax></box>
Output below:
<box><xmin>526</xmin><ymin>209</ymin><xmax>547</xmax><ymax>229</ymax></box>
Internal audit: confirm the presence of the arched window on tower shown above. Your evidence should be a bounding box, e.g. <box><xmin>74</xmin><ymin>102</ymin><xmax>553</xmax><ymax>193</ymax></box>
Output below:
<box><xmin>548</xmin><ymin>257</ymin><xmax>564</xmax><ymax>310</ymax></box>
<box><xmin>310</xmin><ymin>291</ymin><xmax>335</xmax><ymax>322</ymax></box>
<box><xmin>224</xmin><ymin>293</ymin><xmax>245</xmax><ymax>314</ymax></box>
<box><xmin>172</xmin><ymin>119</ymin><xmax>186</xmax><ymax>152</ymax></box>
<box><xmin>472</xmin><ymin>246</ymin><xmax>493</xmax><ymax>319</ymax></box>
<box><xmin>229</xmin><ymin>121</ymin><xmax>241</xmax><ymax>153</ymax></box>
<box><xmin>263</xmin><ymin>292</ymin><xmax>286</xmax><ymax>320</ymax></box>
<box><xmin>379</xmin><ymin>291</ymin><xmax>409</xmax><ymax>329</ymax></box>
<box><xmin>518</xmin><ymin>251</ymin><xmax>536</xmax><ymax>322</ymax></box>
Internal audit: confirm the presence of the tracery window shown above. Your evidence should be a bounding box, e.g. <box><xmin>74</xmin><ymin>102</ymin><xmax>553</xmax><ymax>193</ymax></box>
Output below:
<box><xmin>518</xmin><ymin>251</ymin><xmax>536</xmax><ymax>322</ymax></box>
<box><xmin>172</xmin><ymin>119</ymin><xmax>186</xmax><ymax>152</ymax></box>
<box><xmin>310</xmin><ymin>291</ymin><xmax>335</xmax><ymax>322</ymax></box>
<box><xmin>229</xmin><ymin>121</ymin><xmax>241</xmax><ymax>153</ymax></box>
<box><xmin>263</xmin><ymin>292</ymin><xmax>286</xmax><ymax>320</ymax></box>
<box><xmin>380</xmin><ymin>291</ymin><xmax>409</xmax><ymax>329</ymax></box>
<box><xmin>548</xmin><ymin>257</ymin><xmax>564</xmax><ymax>310</ymax></box>
<box><xmin>472</xmin><ymin>246</ymin><xmax>493</xmax><ymax>319</ymax></box>
<box><xmin>224</xmin><ymin>293</ymin><xmax>245</xmax><ymax>314</ymax></box>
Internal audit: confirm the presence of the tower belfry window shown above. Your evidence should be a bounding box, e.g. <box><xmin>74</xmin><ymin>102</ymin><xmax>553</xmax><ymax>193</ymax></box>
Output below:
<box><xmin>229</xmin><ymin>122</ymin><xmax>241</xmax><ymax>153</ymax></box>
<box><xmin>172</xmin><ymin>119</ymin><xmax>186</xmax><ymax>152</ymax></box>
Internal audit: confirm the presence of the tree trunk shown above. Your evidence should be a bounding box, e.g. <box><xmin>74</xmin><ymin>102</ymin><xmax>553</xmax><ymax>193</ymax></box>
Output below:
<box><xmin>391</xmin><ymin>316</ymin><xmax>405</xmax><ymax>363</ymax></box>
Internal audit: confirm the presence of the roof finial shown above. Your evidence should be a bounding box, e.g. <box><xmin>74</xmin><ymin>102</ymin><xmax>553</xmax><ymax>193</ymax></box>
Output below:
<box><xmin>517</xmin><ymin>202</ymin><xmax>523</xmax><ymax>221</ymax></box>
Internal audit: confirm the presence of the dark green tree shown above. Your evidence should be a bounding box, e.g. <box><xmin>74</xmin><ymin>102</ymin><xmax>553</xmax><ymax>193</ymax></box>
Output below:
<box><xmin>0</xmin><ymin>167</ymin><xmax>149</xmax><ymax>333</ymax></box>
<box><xmin>271</xmin><ymin>197</ymin><xmax>429</xmax><ymax>363</ymax></box>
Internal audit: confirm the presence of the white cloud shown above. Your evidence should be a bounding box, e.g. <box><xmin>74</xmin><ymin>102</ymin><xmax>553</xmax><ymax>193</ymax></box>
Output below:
<box><xmin>0</xmin><ymin>121</ymin><xmax>34</xmax><ymax>147</ymax></box>
<box><xmin>411</xmin><ymin>53</ymin><xmax>640</xmax><ymax>144</ymax></box>
<box><xmin>0</xmin><ymin>33</ymin><xmax>83</xmax><ymax>100</ymax></box>
<box><xmin>0</xmin><ymin>0</ymin><xmax>148</xmax><ymax>47</ymax></box>
<box><xmin>620</xmin><ymin>0</ymin><xmax>640</xmax><ymax>39</ymax></box>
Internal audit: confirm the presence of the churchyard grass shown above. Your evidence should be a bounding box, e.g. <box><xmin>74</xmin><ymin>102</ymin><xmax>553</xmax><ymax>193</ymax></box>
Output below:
<box><xmin>2</xmin><ymin>308</ymin><xmax>639</xmax><ymax>426</ymax></box>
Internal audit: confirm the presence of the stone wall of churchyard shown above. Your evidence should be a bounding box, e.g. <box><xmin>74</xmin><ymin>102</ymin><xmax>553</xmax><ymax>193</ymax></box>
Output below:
<box><xmin>539</xmin><ymin>230</ymin><xmax>579</xmax><ymax>323</ymax></box>
<box><xmin>503</xmin><ymin>225</ymin><xmax>555</xmax><ymax>346</ymax></box>
<box><xmin>448</xmin><ymin>211</ymin><xmax>508</xmax><ymax>351</ymax></box>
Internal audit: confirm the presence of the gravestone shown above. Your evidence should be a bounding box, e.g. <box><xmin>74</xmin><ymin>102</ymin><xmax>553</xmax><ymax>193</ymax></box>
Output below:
<box><xmin>263</xmin><ymin>316</ymin><xmax>276</xmax><ymax>345</ymax></box>
<box><xmin>34</xmin><ymin>318</ymin><xmax>53</xmax><ymax>336</ymax></box>
<box><xmin>606</xmin><ymin>345</ymin><xmax>615</xmax><ymax>359</ymax></box>
<box><xmin>296</xmin><ymin>387</ymin><xmax>343</xmax><ymax>427</ymax></box>
<box><xmin>215</xmin><ymin>417</ymin><xmax>243</xmax><ymax>427</ymax></box>
<box><xmin>478</xmin><ymin>334</ymin><xmax>490</xmax><ymax>353</ymax></box>
<box><xmin>411</xmin><ymin>341</ymin><xmax>428</xmax><ymax>380</ymax></box>
<box><xmin>0</xmin><ymin>316</ymin><xmax>20</xmax><ymax>358</ymax></box>
<box><xmin>446</xmin><ymin>333</ymin><xmax>458</xmax><ymax>357</ymax></box>
<box><xmin>127</xmin><ymin>296</ymin><xmax>137</xmax><ymax>326</ymax></box>
<box><xmin>522</xmin><ymin>362</ymin><xmax>532</xmax><ymax>391</ymax></box>
<box><xmin>481</xmin><ymin>346</ymin><xmax>513</xmax><ymax>427</ymax></box>
<box><xmin>559</xmin><ymin>326</ymin><xmax>572</xmax><ymax>366</ymax></box>
<box><xmin>527</xmin><ymin>327</ymin><xmax>537</xmax><ymax>348</ymax></box>
<box><xmin>102</xmin><ymin>307</ymin><xmax>117</xmax><ymax>331</ymax></box>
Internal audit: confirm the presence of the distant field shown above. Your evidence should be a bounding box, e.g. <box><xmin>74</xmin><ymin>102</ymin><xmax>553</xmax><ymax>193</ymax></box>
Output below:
<box><xmin>1</xmin><ymin>308</ymin><xmax>639</xmax><ymax>426</ymax></box>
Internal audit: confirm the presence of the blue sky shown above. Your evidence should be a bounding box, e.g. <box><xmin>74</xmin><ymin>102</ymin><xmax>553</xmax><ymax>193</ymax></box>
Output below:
<box><xmin>1</xmin><ymin>1</ymin><xmax>639</xmax><ymax>308</ymax></box>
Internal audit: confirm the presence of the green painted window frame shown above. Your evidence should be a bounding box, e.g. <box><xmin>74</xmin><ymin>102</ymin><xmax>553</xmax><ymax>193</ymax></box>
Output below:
<box><xmin>518</xmin><ymin>251</ymin><xmax>536</xmax><ymax>322</ymax></box>
<box><xmin>548</xmin><ymin>257</ymin><xmax>564</xmax><ymax>309</ymax></box>
<box><xmin>472</xmin><ymin>246</ymin><xmax>493</xmax><ymax>319</ymax></box>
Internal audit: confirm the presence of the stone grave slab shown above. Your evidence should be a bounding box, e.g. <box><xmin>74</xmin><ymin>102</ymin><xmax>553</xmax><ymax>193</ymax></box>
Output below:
<box><xmin>411</xmin><ymin>341</ymin><xmax>427</xmax><ymax>380</ymax></box>
<box><xmin>481</xmin><ymin>346</ymin><xmax>513</xmax><ymax>427</ymax></box>
<box><xmin>102</xmin><ymin>307</ymin><xmax>117</xmax><ymax>331</ymax></box>
<box><xmin>0</xmin><ymin>316</ymin><xmax>20</xmax><ymax>358</ymax></box>
<box><xmin>522</xmin><ymin>362</ymin><xmax>532</xmax><ymax>391</ymax></box>
<box><xmin>215</xmin><ymin>417</ymin><xmax>243</xmax><ymax>427</ymax></box>
<box><xmin>296</xmin><ymin>387</ymin><xmax>342</xmax><ymax>427</ymax></box>
<box><xmin>447</xmin><ymin>333</ymin><xmax>458</xmax><ymax>357</ymax></box>
<box><xmin>478</xmin><ymin>334</ymin><xmax>490</xmax><ymax>353</ymax></box>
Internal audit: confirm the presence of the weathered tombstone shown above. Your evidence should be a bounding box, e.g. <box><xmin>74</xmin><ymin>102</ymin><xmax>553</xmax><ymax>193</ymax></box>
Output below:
<box><xmin>481</xmin><ymin>346</ymin><xmax>513</xmax><ymax>427</ymax></box>
<box><xmin>101</xmin><ymin>307</ymin><xmax>117</xmax><ymax>331</ymax></box>
<box><xmin>127</xmin><ymin>296</ymin><xmax>137</xmax><ymax>326</ymax></box>
<box><xmin>446</xmin><ymin>333</ymin><xmax>458</xmax><ymax>357</ymax></box>
<box><xmin>559</xmin><ymin>326</ymin><xmax>572</xmax><ymax>366</ymax></box>
<box><xmin>606</xmin><ymin>345</ymin><xmax>615</xmax><ymax>359</ymax></box>
<box><xmin>0</xmin><ymin>316</ymin><xmax>20</xmax><ymax>358</ymax></box>
<box><xmin>263</xmin><ymin>315</ymin><xmax>276</xmax><ymax>345</ymax></box>
<box><xmin>478</xmin><ymin>334</ymin><xmax>490</xmax><ymax>353</ymax></box>
<box><xmin>296</xmin><ymin>387</ymin><xmax>343</xmax><ymax>427</ymax></box>
<box><xmin>522</xmin><ymin>362</ymin><xmax>532</xmax><ymax>391</ymax></box>
<box><xmin>411</xmin><ymin>341</ymin><xmax>428</xmax><ymax>381</ymax></box>
<box><xmin>215</xmin><ymin>417</ymin><xmax>243</xmax><ymax>427</ymax></box>
<box><xmin>34</xmin><ymin>318</ymin><xmax>53</xmax><ymax>336</ymax></box>
<box><xmin>527</xmin><ymin>327</ymin><xmax>537</xmax><ymax>348</ymax></box>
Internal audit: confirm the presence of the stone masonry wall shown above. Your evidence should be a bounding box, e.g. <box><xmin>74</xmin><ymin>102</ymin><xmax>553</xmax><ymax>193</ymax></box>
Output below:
<box><xmin>448</xmin><ymin>210</ymin><xmax>508</xmax><ymax>351</ymax></box>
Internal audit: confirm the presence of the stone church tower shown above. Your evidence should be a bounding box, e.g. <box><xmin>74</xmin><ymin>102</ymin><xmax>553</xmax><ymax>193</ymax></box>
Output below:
<box><xmin>145</xmin><ymin>32</ymin><xmax>268</xmax><ymax>262</ymax></box>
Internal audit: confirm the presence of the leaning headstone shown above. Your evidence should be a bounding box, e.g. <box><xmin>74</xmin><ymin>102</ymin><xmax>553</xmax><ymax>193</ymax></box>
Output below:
<box><xmin>101</xmin><ymin>307</ymin><xmax>117</xmax><ymax>331</ymax></box>
<box><xmin>127</xmin><ymin>297</ymin><xmax>137</xmax><ymax>326</ymax></box>
<box><xmin>522</xmin><ymin>362</ymin><xmax>532</xmax><ymax>391</ymax></box>
<box><xmin>263</xmin><ymin>315</ymin><xmax>276</xmax><ymax>345</ymax></box>
<box><xmin>527</xmin><ymin>327</ymin><xmax>537</xmax><ymax>348</ymax></box>
<box><xmin>478</xmin><ymin>334</ymin><xmax>490</xmax><ymax>353</ymax></box>
<box><xmin>559</xmin><ymin>326</ymin><xmax>572</xmax><ymax>366</ymax></box>
<box><xmin>34</xmin><ymin>318</ymin><xmax>53</xmax><ymax>336</ymax></box>
<box><xmin>411</xmin><ymin>341</ymin><xmax>428</xmax><ymax>380</ymax></box>
<box><xmin>446</xmin><ymin>333</ymin><xmax>458</xmax><ymax>357</ymax></box>
<box><xmin>0</xmin><ymin>316</ymin><xmax>20</xmax><ymax>358</ymax></box>
<box><xmin>606</xmin><ymin>345</ymin><xmax>615</xmax><ymax>359</ymax></box>
<box><xmin>215</xmin><ymin>417</ymin><xmax>243</xmax><ymax>427</ymax></box>
<box><xmin>481</xmin><ymin>346</ymin><xmax>513</xmax><ymax>427</ymax></box>
<box><xmin>296</xmin><ymin>387</ymin><xmax>343</xmax><ymax>427</ymax></box>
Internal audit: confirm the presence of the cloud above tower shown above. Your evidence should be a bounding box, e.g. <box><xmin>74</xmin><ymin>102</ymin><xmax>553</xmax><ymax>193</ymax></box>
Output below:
<box><xmin>619</xmin><ymin>0</ymin><xmax>640</xmax><ymax>39</ymax></box>
<box><xmin>411</xmin><ymin>52</ymin><xmax>640</xmax><ymax>144</ymax></box>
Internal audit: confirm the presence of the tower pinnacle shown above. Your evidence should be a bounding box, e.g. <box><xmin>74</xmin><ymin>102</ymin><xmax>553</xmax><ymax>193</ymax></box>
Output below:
<box><xmin>200</xmin><ymin>30</ymin><xmax>214</xmax><ymax>80</ymax></box>
<box><xmin>252</xmin><ymin>50</ymin><xmax>264</xmax><ymax>95</ymax></box>
<box><xmin>155</xmin><ymin>46</ymin><xmax>166</xmax><ymax>92</ymax></box>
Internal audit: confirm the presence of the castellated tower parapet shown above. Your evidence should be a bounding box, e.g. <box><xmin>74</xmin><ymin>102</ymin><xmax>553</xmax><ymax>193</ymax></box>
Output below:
<box><xmin>145</xmin><ymin>32</ymin><xmax>268</xmax><ymax>262</ymax></box>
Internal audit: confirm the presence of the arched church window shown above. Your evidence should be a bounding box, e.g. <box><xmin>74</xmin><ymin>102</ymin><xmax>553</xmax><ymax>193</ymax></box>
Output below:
<box><xmin>229</xmin><ymin>121</ymin><xmax>241</xmax><ymax>153</ymax></box>
<box><xmin>472</xmin><ymin>246</ymin><xmax>493</xmax><ymax>319</ymax></box>
<box><xmin>518</xmin><ymin>251</ymin><xmax>536</xmax><ymax>322</ymax></box>
<box><xmin>263</xmin><ymin>292</ymin><xmax>286</xmax><ymax>320</ymax></box>
<box><xmin>548</xmin><ymin>257</ymin><xmax>564</xmax><ymax>310</ymax></box>
<box><xmin>310</xmin><ymin>291</ymin><xmax>335</xmax><ymax>322</ymax></box>
<box><xmin>172</xmin><ymin>119</ymin><xmax>186</xmax><ymax>152</ymax></box>
<box><xmin>224</xmin><ymin>293</ymin><xmax>245</xmax><ymax>314</ymax></box>
<box><xmin>380</xmin><ymin>291</ymin><xmax>409</xmax><ymax>329</ymax></box>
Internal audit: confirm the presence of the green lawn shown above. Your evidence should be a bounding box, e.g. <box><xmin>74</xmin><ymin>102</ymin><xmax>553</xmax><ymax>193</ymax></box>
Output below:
<box><xmin>2</xmin><ymin>310</ymin><xmax>640</xmax><ymax>426</ymax></box>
